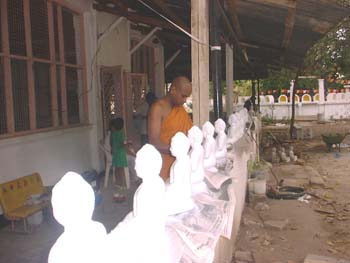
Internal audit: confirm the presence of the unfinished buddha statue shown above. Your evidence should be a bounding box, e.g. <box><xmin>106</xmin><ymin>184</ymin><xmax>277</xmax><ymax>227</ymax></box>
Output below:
<box><xmin>49</xmin><ymin>172</ymin><xmax>107</xmax><ymax>263</ymax></box>
<box><xmin>165</xmin><ymin>132</ymin><xmax>195</xmax><ymax>215</ymax></box>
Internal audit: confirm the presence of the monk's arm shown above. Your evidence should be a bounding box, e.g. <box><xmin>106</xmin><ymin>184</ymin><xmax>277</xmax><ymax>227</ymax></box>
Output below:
<box><xmin>148</xmin><ymin>102</ymin><xmax>171</xmax><ymax>154</ymax></box>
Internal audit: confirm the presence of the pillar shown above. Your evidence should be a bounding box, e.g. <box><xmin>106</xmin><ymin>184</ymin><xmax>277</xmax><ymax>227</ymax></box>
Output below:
<box><xmin>225</xmin><ymin>44</ymin><xmax>234</xmax><ymax>117</ymax></box>
<box><xmin>191</xmin><ymin>0</ymin><xmax>209</xmax><ymax>126</ymax></box>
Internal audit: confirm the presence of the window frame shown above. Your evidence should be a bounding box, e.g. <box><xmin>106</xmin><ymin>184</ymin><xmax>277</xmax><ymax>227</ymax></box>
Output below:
<box><xmin>0</xmin><ymin>0</ymin><xmax>88</xmax><ymax>140</ymax></box>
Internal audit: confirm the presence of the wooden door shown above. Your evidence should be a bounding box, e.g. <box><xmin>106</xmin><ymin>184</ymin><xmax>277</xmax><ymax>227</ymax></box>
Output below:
<box><xmin>100</xmin><ymin>66</ymin><xmax>126</xmax><ymax>136</ymax></box>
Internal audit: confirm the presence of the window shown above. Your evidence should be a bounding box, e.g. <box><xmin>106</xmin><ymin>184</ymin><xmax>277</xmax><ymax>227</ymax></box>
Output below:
<box><xmin>0</xmin><ymin>0</ymin><xmax>88</xmax><ymax>138</ymax></box>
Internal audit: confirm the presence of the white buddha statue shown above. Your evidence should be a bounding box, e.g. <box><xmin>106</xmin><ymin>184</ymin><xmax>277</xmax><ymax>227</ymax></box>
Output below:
<box><xmin>106</xmin><ymin>144</ymin><xmax>171</xmax><ymax>263</ymax></box>
<box><xmin>227</xmin><ymin>113</ymin><xmax>241</xmax><ymax>147</ymax></box>
<box><xmin>49</xmin><ymin>172</ymin><xmax>107</xmax><ymax>263</ymax></box>
<box><xmin>188</xmin><ymin>126</ymin><xmax>208</xmax><ymax>194</ymax></box>
<box><xmin>133</xmin><ymin>144</ymin><xmax>166</xmax><ymax>221</ymax></box>
<box><xmin>202</xmin><ymin>121</ymin><xmax>218</xmax><ymax>173</ymax></box>
<box><xmin>214</xmin><ymin>118</ymin><xmax>227</xmax><ymax>168</ymax></box>
<box><xmin>165</xmin><ymin>132</ymin><xmax>194</xmax><ymax>215</ymax></box>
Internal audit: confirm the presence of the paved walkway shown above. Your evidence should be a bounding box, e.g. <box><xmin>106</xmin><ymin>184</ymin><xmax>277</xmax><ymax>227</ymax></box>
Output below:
<box><xmin>0</xmin><ymin>182</ymin><xmax>137</xmax><ymax>263</ymax></box>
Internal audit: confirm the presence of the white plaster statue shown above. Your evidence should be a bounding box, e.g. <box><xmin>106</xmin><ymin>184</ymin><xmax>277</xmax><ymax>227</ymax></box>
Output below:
<box><xmin>214</xmin><ymin>118</ymin><xmax>227</xmax><ymax>168</ymax></box>
<box><xmin>165</xmin><ymin>132</ymin><xmax>195</xmax><ymax>215</ymax></box>
<box><xmin>271</xmin><ymin>147</ymin><xmax>280</xmax><ymax>163</ymax></box>
<box><xmin>188</xmin><ymin>126</ymin><xmax>208</xmax><ymax>194</ymax></box>
<box><xmin>288</xmin><ymin>146</ymin><xmax>297</xmax><ymax>162</ymax></box>
<box><xmin>227</xmin><ymin>114</ymin><xmax>240</xmax><ymax>148</ymax></box>
<box><xmin>133</xmin><ymin>144</ymin><xmax>166</xmax><ymax>221</ymax></box>
<box><xmin>202</xmin><ymin>121</ymin><xmax>218</xmax><ymax>173</ymax></box>
<box><xmin>106</xmin><ymin>144</ymin><xmax>171</xmax><ymax>263</ymax></box>
<box><xmin>49</xmin><ymin>172</ymin><xmax>107</xmax><ymax>263</ymax></box>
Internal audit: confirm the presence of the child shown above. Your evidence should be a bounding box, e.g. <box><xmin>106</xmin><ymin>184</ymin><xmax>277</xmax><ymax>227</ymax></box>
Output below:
<box><xmin>110</xmin><ymin>117</ymin><xmax>131</xmax><ymax>201</ymax></box>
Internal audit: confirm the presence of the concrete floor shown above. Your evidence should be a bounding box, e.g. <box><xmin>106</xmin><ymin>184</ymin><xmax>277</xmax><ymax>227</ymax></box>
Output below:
<box><xmin>0</xmin><ymin>180</ymin><xmax>138</xmax><ymax>263</ymax></box>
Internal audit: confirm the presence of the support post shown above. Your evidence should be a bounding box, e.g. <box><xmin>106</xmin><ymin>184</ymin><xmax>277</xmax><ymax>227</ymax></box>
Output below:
<box><xmin>318</xmin><ymin>79</ymin><xmax>325</xmax><ymax>103</ymax></box>
<box><xmin>210</xmin><ymin>0</ymin><xmax>223</xmax><ymax>120</ymax></box>
<box><xmin>257</xmin><ymin>79</ymin><xmax>260</xmax><ymax>113</ymax></box>
<box><xmin>191</xmin><ymin>0</ymin><xmax>209</xmax><ymax>126</ymax></box>
<box><xmin>225</xmin><ymin>44</ymin><xmax>234</xmax><ymax>117</ymax></box>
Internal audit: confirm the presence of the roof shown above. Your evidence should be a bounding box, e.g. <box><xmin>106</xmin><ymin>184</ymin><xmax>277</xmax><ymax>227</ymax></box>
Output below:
<box><xmin>93</xmin><ymin>0</ymin><xmax>350</xmax><ymax>81</ymax></box>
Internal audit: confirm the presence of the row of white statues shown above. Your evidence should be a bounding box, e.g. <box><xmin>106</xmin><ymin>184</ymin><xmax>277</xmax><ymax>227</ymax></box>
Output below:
<box><xmin>49</xmin><ymin>108</ymin><xmax>251</xmax><ymax>263</ymax></box>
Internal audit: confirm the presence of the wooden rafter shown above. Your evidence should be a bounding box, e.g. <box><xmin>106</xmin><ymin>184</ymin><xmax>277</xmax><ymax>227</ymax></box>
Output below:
<box><xmin>226</xmin><ymin>0</ymin><xmax>244</xmax><ymax>39</ymax></box>
<box><xmin>281</xmin><ymin>0</ymin><xmax>297</xmax><ymax>49</ymax></box>
<box><xmin>93</xmin><ymin>3</ymin><xmax>178</xmax><ymax>31</ymax></box>
<box><xmin>243</xmin><ymin>0</ymin><xmax>297</xmax><ymax>8</ymax></box>
<box><xmin>144</xmin><ymin>0</ymin><xmax>190</xmax><ymax>32</ymax></box>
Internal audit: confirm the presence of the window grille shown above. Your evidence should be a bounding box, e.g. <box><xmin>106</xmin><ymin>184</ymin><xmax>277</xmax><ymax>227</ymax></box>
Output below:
<box><xmin>66</xmin><ymin>67</ymin><xmax>82</xmax><ymax>125</ymax></box>
<box><xmin>56</xmin><ymin>66</ymin><xmax>62</xmax><ymax>126</ymax></box>
<box><xmin>8</xmin><ymin>0</ymin><xmax>26</xmax><ymax>56</ymax></box>
<box><xmin>53</xmin><ymin>4</ymin><xmax>60</xmax><ymax>62</ymax></box>
<box><xmin>0</xmin><ymin>0</ymin><xmax>87</xmax><ymax>138</ymax></box>
<box><xmin>34</xmin><ymin>62</ymin><xmax>52</xmax><ymax>128</ymax></box>
<box><xmin>62</xmin><ymin>8</ymin><xmax>78</xmax><ymax>64</ymax></box>
<box><xmin>30</xmin><ymin>0</ymin><xmax>49</xmax><ymax>59</ymax></box>
<box><xmin>0</xmin><ymin>59</ymin><xmax>6</xmax><ymax>134</ymax></box>
<box><xmin>0</xmin><ymin>7</ymin><xmax>2</xmax><ymax>52</ymax></box>
<box><xmin>11</xmin><ymin>59</ymin><xmax>30</xmax><ymax>132</ymax></box>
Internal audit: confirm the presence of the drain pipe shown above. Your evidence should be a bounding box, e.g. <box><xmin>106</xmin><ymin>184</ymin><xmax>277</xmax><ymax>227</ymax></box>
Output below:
<box><xmin>210</xmin><ymin>0</ymin><xmax>223</xmax><ymax>120</ymax></box>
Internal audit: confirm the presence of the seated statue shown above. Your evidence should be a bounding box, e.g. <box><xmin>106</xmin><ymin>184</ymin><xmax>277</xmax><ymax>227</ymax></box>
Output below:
<box><xmin>133</xmin><ymin>144</ymin><xmax>166</xmax><ymax>221</ymax></box>
<box><xmin>214</xmin><ymin>118</ymin><xmax>227</xmax><ymax>168</ymax></box>
<box><xmin>107</xmin><ymin>144</ymin><xmax>171</xmax><ymax>263</ymax></box>
<box><xmin>188</xmin><ymin>126</ymin><xmax>208</xmax><ymax>194</ymax></box>
<box><xmin>49</xmin><ymin>172</ymin><xmax>107</xmax><ymax>263</ymax></box>
<box><xmin>165</xmin><ymin>132</ymin><xmax>195</xmax><ymax>215</ymax></box>
<box><xmin>202</xmin><ymin>121</ymin><xmax>218</xmax><ymax>173</ymax></box>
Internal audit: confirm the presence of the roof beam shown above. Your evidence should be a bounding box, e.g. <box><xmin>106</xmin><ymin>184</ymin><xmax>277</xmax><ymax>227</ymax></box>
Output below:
<box><xmin>226</xmin><ymin>0</ymin><xmax>244</xmax><ymax>39</ymax></box>
<box><xmin>93</xmin><ymin>3</ymin><xmax>179</xmax><ymax>31</ymax></box>
<box><xmin>243</xmin><ymin>0</ymin><xmax>297</xmax><ymax>9</ymax></box>
<box><xmin>144</xmin><ymin>0</ymin><xmax>190</xmax><ymax>32</ymax></box>
<box><xmin>281</xmin><ymin>0</ymin><xmax>297</xmax><ymax>49</ymax></box>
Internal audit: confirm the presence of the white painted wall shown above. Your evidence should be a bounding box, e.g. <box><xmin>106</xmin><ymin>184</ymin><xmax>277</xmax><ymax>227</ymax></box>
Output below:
<box><xmin>0</xmin><ymin>2</ymin><xmax>134</xmax><ymax>188</ymax></box>
<box><xmin>0</xmin><ymin>127</ymin><xmax>93</xmax><ymax>186</ymax></box>
<box><xmin>235</xmin><ymin>95</ymin><xmax>350</xmax><ymax>121</ymax></box>
<box><xmin>96</xmin><ymin>13</ymin><xmax>131</xmax><ymax>70</ymax></box>
<box><xmin>0</xmin><ymin>2</ymin><xmax>102</xmax><ymax>192</ymax></box>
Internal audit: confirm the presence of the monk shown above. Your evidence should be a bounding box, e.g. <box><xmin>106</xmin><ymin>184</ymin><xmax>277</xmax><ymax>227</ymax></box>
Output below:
<box><xmin>148</xmin><ymin>76</ymin><xmax>193</xmax><ymax>181</ymax></box>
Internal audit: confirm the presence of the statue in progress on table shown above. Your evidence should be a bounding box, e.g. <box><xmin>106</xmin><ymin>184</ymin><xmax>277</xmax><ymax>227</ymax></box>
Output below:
<box><xmin>214</xmin><ymin>118</ymin><xmax>227</xmax><ymax>168</ymax></box>
<box><xmin>188</xmin><ymin>126</ymin><xmax>208</xmax><ymax>194</ymax></box>
<box><xmin>202</xmin><ymin>121</ymin><xmax>218</xmax><ymax>173</ymax></box>
<box><xmin>165</xmin><ymin>132</ymin><xmax>194</xmax><ymax>215</ymax></box>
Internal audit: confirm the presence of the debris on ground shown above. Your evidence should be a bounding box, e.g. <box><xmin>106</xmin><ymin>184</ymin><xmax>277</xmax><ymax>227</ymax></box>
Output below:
<box><xmin>263</xmin><ymin>219</ymin><xmax>289</xmax><ymax>230</ymax></box>
<box><xmin>234</xmin><ymin>250</ymin><xmax>254</xmax><ymax>263</ymax></box>
<box><xmin>304</xmin><ymin>254</ymin><xmax>350</xmax><ymax>263</ymax></box>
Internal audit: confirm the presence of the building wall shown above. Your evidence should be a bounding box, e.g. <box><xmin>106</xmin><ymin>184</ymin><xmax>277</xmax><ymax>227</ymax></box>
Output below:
<box><xmin>0</xmin><ymin>2</ymin><xmax>101</xmax><ymax>191</ymax></box>
<box><xmin>96</xmin><ymin>13</ymin><xmax>131</xmax><ymax>70</ymax></box>
<box><xmin>0</xmin><ymin>1</ymin><xmax>133</xmax><ymax>186</ymax></box>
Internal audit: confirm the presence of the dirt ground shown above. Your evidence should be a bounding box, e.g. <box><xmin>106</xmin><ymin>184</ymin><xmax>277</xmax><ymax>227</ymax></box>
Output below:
<box><xmin>233</xmin><ymin>136</ymin><xmax>350</xmax><ymax>263</ymax></box>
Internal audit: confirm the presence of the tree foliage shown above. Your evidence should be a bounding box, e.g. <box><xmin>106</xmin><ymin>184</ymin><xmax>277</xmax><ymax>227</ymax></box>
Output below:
<box><xmin>258</xmin><ymin>17</ymin><xmax>350</xmax><ymax>91</ymax></box>
<box><xmin>304</xmin><ymin>17</ymin><xmax>350</xmax><ymax>82</ymax></box>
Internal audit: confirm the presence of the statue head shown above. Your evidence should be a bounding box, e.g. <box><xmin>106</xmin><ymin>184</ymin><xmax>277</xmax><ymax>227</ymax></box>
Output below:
<box><xmin>135</xmin><ymin>144</ymin><xmax>162</xmax><ymax>180</ymax></box>
<box><xmin>202</xmin><ymin>121</ymin><xmax>215</xmax><ymax>137</ymax></box>
<box><xmin>214</xmin><ymin>118</ymin><xmax>226</xmax><ymax>133</ymax></box>
<box><xmin>188</xmin><ymin>126</ymin><xmax>203</xmax><ymax>145</ymax></box>
<box><xmin>170</xmin><ymin>132</ymin><xmax>190</xmax><ymax>157</ymax></box>
<box><xmin>51</xmin><ymin>172</ymin><xmax>95</xmax><ymax>227</ymax></box>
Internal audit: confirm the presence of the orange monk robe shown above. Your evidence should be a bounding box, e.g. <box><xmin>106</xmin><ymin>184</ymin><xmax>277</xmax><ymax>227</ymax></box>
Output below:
<box><xmin>159</xmin><ymin>106</ymin><xmax>193</xmax><ymax>180</ymax></box>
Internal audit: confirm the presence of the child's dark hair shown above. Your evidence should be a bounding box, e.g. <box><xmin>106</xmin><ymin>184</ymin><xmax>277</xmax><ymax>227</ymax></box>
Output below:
<box><xmin>110</xmin><ymin>117</ymin><xmax>124</xmax><ymax>130</ymax></box>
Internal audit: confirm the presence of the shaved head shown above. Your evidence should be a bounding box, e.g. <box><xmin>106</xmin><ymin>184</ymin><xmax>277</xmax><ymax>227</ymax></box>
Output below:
<box><xmin>169</xmin><ymin>76</ymin><xmax>192</xmax><ymax>106</ymax></box>
<box><xmin>171</xmin><ymin>76</ymin><xmax>191</xmax><ymax>91</ymax></box>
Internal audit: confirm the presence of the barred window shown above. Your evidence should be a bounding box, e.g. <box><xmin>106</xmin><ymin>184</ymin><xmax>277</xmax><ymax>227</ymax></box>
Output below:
<box><xmin>0</xmin><ymin>0</ymin><xmax>88</xmax><ymax>138</ymax></box>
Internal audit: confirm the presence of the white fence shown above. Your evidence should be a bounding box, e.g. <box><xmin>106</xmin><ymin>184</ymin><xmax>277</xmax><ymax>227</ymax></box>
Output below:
<box><xmin>235</xmin><ymin>93</ymin><xmax>350</xmax><ymax>120</ymax></box>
